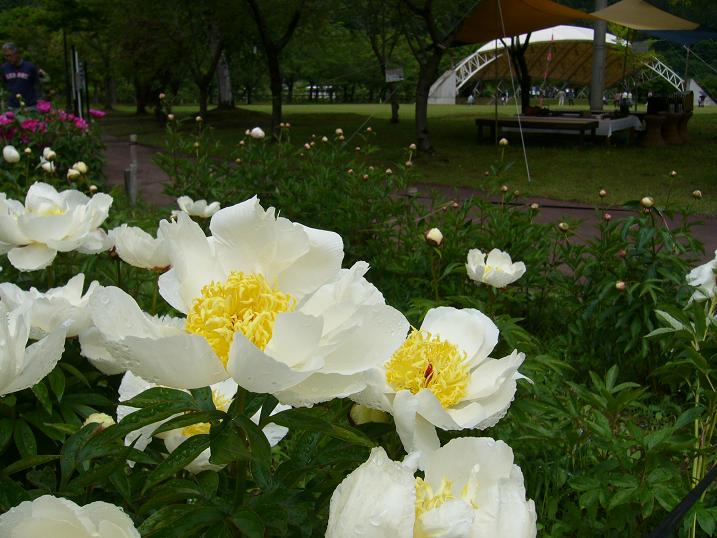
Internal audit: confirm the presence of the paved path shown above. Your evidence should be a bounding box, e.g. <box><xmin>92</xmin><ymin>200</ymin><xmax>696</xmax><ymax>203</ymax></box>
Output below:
<box><xmin>102</xmin><ymin>134</ymin><xmax>716</xmax><ymax>261</ymax></box>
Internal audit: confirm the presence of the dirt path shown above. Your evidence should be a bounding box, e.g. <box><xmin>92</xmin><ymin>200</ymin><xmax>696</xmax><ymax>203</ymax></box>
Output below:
<box><xmin>102</xmin><ymin>134</ymin><xmax>717</xmax><ymax>260</ymax></box>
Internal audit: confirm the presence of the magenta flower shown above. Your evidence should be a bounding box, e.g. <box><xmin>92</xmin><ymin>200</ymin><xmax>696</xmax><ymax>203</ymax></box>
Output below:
<box><xmin>20</xmin><ymin>119</ymin><xmax>46</xmax><ymax>133</ymax></box>
<box><xmin>0</xmin><ymin>114</ymin><xmax>13</xmax><ymax>126</ymax></box>
<box><xmin>89</xmin><ymin>108</ymin><xmax>106</xmax><ymax>119</ymax></box>
<box><xmin>74</xmin><ymin>117</ymin><xmax>89</xmax><ymax>131</ymax></box>
<box><xmin>36</xmin><ymin>100</ymin><xmax>52</xmax><ymax>113</ymax></box>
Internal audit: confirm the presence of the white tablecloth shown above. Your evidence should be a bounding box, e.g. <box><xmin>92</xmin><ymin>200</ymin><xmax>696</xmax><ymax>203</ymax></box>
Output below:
<box><xmin>501</xmin><ymin>115</ymin><xmax>644</xmax><ymax>137</ymax></box>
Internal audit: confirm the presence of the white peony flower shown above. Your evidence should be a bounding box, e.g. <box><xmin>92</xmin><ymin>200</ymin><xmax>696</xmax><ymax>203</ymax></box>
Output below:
<box><xmin>176</xmin><ymin>196</ymin><xmax>221</xmax><ymax>218</ymax></box>
<box><xmin>117</xmin><ymin>371</ymin><xmax>289</xmax><ymax>473</ymax></box>
<box><xmin>0</xmin><ymin>182</ymin><xmax>113</xmax><ymax>271</ymax></box>
<box><xmin>326</xmin><ymin>439</ymin><xmax>537</xmax><ymax>538</ymax></box>
<box><xmin>0</xmin><ymin>302</ymin><xmax>66</xmax><ymax>396</ymax></box>
<box><xmin>0</xmin><ymin>273</ymin><xmax>98</xmax><ymax>339</ymax></box>
<box><xmin>67</xmin><ymin>168</ymin><xmax>81</xmax><ymax>180</ymax></box>
<box><xmin>686</xmin><ymin>250</ymin><xmax>717</xmax><ymax>302</ymax></box>
<box><xmin>425</xmin><ymin>228</ymin><xmax>443</xmax><ymax>246</ymax></box>
<box><xmin>3</xmin><ymin>145</ymin><xmax>20</xmax><ymax>163</ymax></box>
<box><xmin>89</xmin><ymin>197</ymin><xmax>408</xmax><ymax>407</ymax></box>
<box><xmin>466</xmin><ymin>248</ymin><xmax>526</xmax><ymax>288</ymax></box>
<box><xmin>40</xmin><ymin>159</ymin><xmax>55</xmax><ymax>173</ymax></box>
<box><xmin>354</xmin><ymin>307</ymin><xmax>525</xmax><ymax>464</ymax></box>
<box><xmin>0</xmin><ymin>495</ymin><xmax>139</xmax><ymax>537</ymax></box>
<box><xmin>109</xmin><ymin>224</ymin><xmax>170</xmax><ymax>270</ymax></box>
<box><xmin>250</xmin><ymin>127</ymin><xmax>265</xmax><ymax>139</ymax></box>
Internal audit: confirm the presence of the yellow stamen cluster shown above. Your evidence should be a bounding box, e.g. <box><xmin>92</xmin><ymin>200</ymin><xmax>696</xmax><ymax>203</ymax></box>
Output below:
<box><xmin>182</xmin><ymin>389</ymin><xmax>232</xmax><ymax>437</ymax></box>
<box><xmin>185</xmin><ymin>271</ymin><xmax>295</xmax><ymax>366</ymax></box>
<box><xmin>384</xmin><ymin>330</ymin><xmax>469</xmax><ymax>408</ymax></box>
<box><xmin>415</xmin><ymin>477</ymin><xmax>455</xmax><ymax>518</ymax></box>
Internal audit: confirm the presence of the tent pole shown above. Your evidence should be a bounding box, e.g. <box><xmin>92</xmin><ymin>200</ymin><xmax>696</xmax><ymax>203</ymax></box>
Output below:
<box><xmin>494</xmin><ymin>0</ymin><xmax>499</xmax><ymax>149</ymax></box>
<box><xmin>683</xmin><ymin>46</ymin><xmax>691</xmax><ymax>88</ymax></box>
<box><xmin>590</xmin><ymin>0</ymin><xmax>608</xmax><ymax>112</ymax></box>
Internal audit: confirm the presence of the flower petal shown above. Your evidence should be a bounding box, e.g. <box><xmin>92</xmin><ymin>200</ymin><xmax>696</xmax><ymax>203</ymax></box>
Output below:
<box><xmin>421</xmin><ymin>307</ymin><xmax>498</xmax><ymax>365</ymax></box>
<box><xmin>2</xmin><ymin>325</ymin><xmax>65</xmax><ymax>394</ymax></box>
<box><xmin>392</xmin><ymin>390</ymin><xmax>440</xmax><ymax>467</ymax></box>
<box><xmin>7</xmin><ymin>244</ymin><xmax>57</xmax><ymax>271</ymax></box>
<box><xmin>274</xmin><ymin>373</ymin><xmax>367</xmax><ymax>407</ymax></box>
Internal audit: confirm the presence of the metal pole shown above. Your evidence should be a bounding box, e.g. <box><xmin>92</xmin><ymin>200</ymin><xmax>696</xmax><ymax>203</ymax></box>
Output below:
<box><xmin>589</xmin><ymin>0</ymin><xmax>608</xmax><ymax>112</ymax></box>
<box><xmin>125</xmin><ymin>134</ymin><xmax>139</xmax><ymax>206</ymax></box>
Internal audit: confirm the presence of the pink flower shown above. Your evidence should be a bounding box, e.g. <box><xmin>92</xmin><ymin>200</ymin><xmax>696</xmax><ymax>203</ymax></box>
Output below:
<box><xmin>36</xmin><ymin>100</ymin><xmax>52</xmax><ymax>113</ymax></box>
<box><xmin>20</xmin><ymin>119</ymin><xmax>46</xmax><ymax>133</ymax></box>
<box><xmin>0</xmin><ymin>114</ymin><xmax>13</xmax><ymax>126</ymax></box>
<box><xmin>89</xmin><ymin>108</ymin><xmax>106</xmax><ymax>119</ymax></box>
<box><xmin>74</xmin><ymin>117</ymin><xmax>89</xmax><ymax>131</ymax></box>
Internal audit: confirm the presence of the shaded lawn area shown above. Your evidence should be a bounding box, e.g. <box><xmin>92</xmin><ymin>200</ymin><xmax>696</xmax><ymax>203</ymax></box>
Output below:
<box><xmin>103</xmin><ymin>103</ymin><xmax>717</xmax><ymax>214</ymax></box>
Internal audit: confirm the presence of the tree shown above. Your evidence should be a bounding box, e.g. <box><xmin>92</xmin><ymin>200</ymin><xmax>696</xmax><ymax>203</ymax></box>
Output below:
<box><xmin>245</xmin><ymin>0</ymin><xmax>306</xmax><ymax>138</ymax></box>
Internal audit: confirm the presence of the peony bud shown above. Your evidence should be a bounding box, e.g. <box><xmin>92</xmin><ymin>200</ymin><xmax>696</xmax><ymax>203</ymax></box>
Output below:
<box><xmin>304</xmin><ymin>143</ymin><xmax>310</xmax><ymax>150</ymax></box>
<box><xmin>409</xmin><ymin>143</ymin><xmax>417</xmax><ymax>150</ymax></box>
<box><xmin>558</xmin><ymin>222</ymin><xmax>570</xmax><ymax>232</ymax></box>
<box><xmin>66</xmin><ymin>168</ymin><xmax>81</xmax><ymax>180</ymax></box>
<box><xmin>193</xmin><ymin>142</ymin><xmax>200</xmax><ymax>148</ymax></box>
<box><xmin>617</xmin><ymin>249</ymin><xmax>627</xmax><ymax>258</ymax></box>
<box><xmin>2</xmin><ymin>145</ymin><xmax>20</xmax><ymax>163</ymax></box>
<box><xmin>235</xmin><ymin>158</ymin><xmax>242</xmax><ymax>164</ymax></box>
<box><xmin>72</xmin><ymin>161</ymin><xmax>88</xmax><ymax>174</ymax></box>
<box><xmin>599</xmin><ymin>189</ymin><xmax>607</xmax><ymax>198</ymax></box>
<box><xmin>89</xmin><ymin>184</ymin><xmax>98</xmax><ymax>193</ymax></box>
<box><xmin>603</xmin><ymin>212</ymin><xmax>612</xmax><ymax>221</ymax></box>
<box><xmin>355</xmin><ymin>146</ymin><xmax>361</xmax><ymax>152</ymax></box>
<box><xmin>335</xmin><ymin>128</ymin><xmax>343</xmax><ymax>136</ymax></box>
<box><xmin>347</xmin><ymin>169</ymin><xmax>354</xmax><ymax>174</ymax></box>
<box><xmin>321</xmin><ymin>136</ymin><xmax>328</xmax><ymax>142</ymax></box>
<box><xmin>670</xmin><ymin>170</ymin><xmax>677</xmax><ymax>177</ymax></box>
<box><xmin>245</xmin><ymin>129</ymin><xmax>251</xmax><ymax>136</ymax></box>
<box><xmin>159</xmin><ymin>92</ymin><xmax>166</xmax><ymax>100</ymax></box>
<box><xmin>167</xmin><ymin>113</ymin><xmax>175</xmax><ymax>121</ymax></box>
<box><xmin>41</xmin><ymin>161</ymin><xmax>55</xmax><ymax>173</ymax></box>
<box><xmin>500</xmin><ymin>185</ymin><xmax>509</xmax><ymax>193</ymax></box>
<box><xmin>366</xmin><ymin>126</ymin><xmax>373</xmax><ymax>133</ymax></box>
<box><xmin>405</xmin><ymin>160</ymin><xmax>412</xmax><ymax>167</ymax></box>
<box><xmin>285</xmin><ymin>122</ymin><xmax>291</xmax><ymax>128</ymax></box>
<box><xmin>23</xmin><ymin>147</ymin><xmax>32</xmax><ymax>155</ymax></box>
<box><xmin>83</xmin><ymin>412</ymin><xmax>115</xmax><ymax>430</ymax></box>
<box><xmin>338</xmin><ymin>135</ymin><xmax>345</xmax><ymax>141</ymax></box>
<box><xmin>362</xmin><ymin>174</ymin><xmax>369</xmax><ymax>181</ymax></box>
<box><xmin>530</xmin><ymin>202</ymin><xmax>539</xmax><ymax>210</ymax></box>
<box><xmin>484</xmin><ymin>170</ymin><xmax>490</xmax><ymax>176</ymax></box>
<box><xmin>640</xmin><ymin>196</ymin><xmax>655</xmax><ymax>209</ymax></box>
<box><xmin>451</xmin><ymin>201</ymin><xmax>459</xmax><ymax>209</ymax></box>
<box><xmin>692</xmin><ymin>190</ymin><xmax>702</xmax><ymax>199</ymax></box>
<box><xmin>499</xmin><ymin>137</ymin><xmax>509</xmax><ymax>146</ymax></box>
<box><xmin>385</xmin><ymin>168</ymin><xmax>393</xmax><ymax>175</ymax></box>
<box><xmin>368</xmin><ymin>166</ymin><xmax>374</xmax><ymax>172</ymax></box>
<box><xmin>279</xmin><ymin>122</ymin><xmax>285</xmax><ymax>128</ymax></box>
<box><xmin>250</xmin><ymin>127</ymin><xmax>265</xmax><ymax>139</ymax></box>
<box><xmin>42</xmin><ymin>147</ymin><xmax>56</xmax><ymax>161</ymax></box>
<box><xmin>615</xmin><ymin>281</ymin><xmax>626</xmax><ymax>291</ymax></box>
<box><xmin>513</xmin><ymin>190</ymin><xmax>520</xmax><ymax>196</ymax></box>
<box><xmin>310</xmin><ymin>141</ymin><xmax>316</xmax><ymax>147</ymax></box>
<box><xmin>239</xmin><ymin>140</ymin><xmax>245</xmax><ymax>146</ymax></box>
<box><xmin>425</xmin><ymin>227</ymin><xmax>443</xmax><ymax>246</ymax></box>
<box><xmin>195</xmin><ymin>115</ymin><xmax>203</xmax><ymax>122</ymax></box>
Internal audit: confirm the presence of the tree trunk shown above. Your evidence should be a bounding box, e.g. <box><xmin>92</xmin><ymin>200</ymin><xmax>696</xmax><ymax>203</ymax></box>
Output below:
<box><xmin>390</xmin><ymin>85</ymin><xmax>400</xmax><ymax>123</ymax></box>
<box><xmin>216</xmin><ymin>51</ymin><xmax>234</xmax><ymax>109</ymax></box>
<box><xmin>199</xmin><ymin>85</ymin><xmax>209</xmax><ymax>117</ymax></box>
<box><xmin>267</xmin><ymin>51</ymin><xmax>283</xmax><ymax>138</ymax></box>
<box><xmin>287</xmin><ymin>77</ymin><xmax>294</xmax><ymax>103</ymax></box>
<box><xmin>590</xmin><ymin>0</ymin><xmax>608</xmax><ymax>111</ymax></box>
<box><xmin>103</xmin><ymin>77</ymin><xmax>116</xmax><ymax>110</ymax></box>
<box><xmin>414</xmin><ymin>51</ymin><xmax>442</xmax><ymax>152</ymax></box>
<box><xmin>246</xmin><ymin>85</ymin><xmax>253</xmax><ymax>105</ymax></box>
<box><xmin>135</xmin><ymin>80</ymin><xmax>148</xmax><ymax>114</ymax></box>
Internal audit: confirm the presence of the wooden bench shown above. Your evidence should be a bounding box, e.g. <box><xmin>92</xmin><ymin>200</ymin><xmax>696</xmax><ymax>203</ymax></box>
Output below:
<box><xmin>475</xmin><ymin>116</ymin><xmax>600</xmax><ymax>144</ymax></box>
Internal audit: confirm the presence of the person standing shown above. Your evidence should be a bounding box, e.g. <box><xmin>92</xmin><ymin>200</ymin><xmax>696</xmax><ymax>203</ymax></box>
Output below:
<box><xmin>1</xmin><ymin>43</ymin><xmax>46</xmax><ymax>110</ymax></box>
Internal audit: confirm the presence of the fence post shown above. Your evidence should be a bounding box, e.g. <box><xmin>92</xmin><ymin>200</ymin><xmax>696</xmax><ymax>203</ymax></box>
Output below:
<box><xmin>124</xmin><ymin>134</ymin><xmax>138</xmax><ymax>205</ymax></box>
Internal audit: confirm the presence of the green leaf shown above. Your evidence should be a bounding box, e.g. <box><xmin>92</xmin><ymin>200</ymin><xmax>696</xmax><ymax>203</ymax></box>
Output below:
<box><xmin>138</xmin><ymin>505</ymin><xmax>191</xmax><ymax>534</ymax></box>
<box><xmin>121</xmin><ymin>387</ymin><xmax>196</xmax><ymax>409</ymax></box>
<box><xmin>4</xmin><ymin>454</ymin><xmax>60</xmax><ymax>475</ymax></box>
<box><xmin>47</xmin><ymin>368</ymin><xmax>66</xmax><ymax>402</ymax></box>
<box><xmin>142</xmin><ymin>434</ymin><xmax>211</xmax><ymax>492</ymax></box>
<box><xmin>0</xmin><ymin>418</ymin><xmax>13</xmax><ymax>451</ymax></box>
<box><xmin>189</xmin><ymin>387</ymin><xmax>215</xmax><ymax>411</ymax></box>
<box><xmin>105</xmin><ymin>401</ymin><xmax>200</xmax><ymax>442</ymax></box>
<box><xmin>231</xmin><ymin>509</ymin><xmax>265</xmax><ymax>537</ymax></box>
<box><xmin>152</xmin><ymin>411</ymin><xmax>223</xmax><ymax>436</ymax></box>
<box><xmin>235</xmin><ymin>415</ymin><xmax>271</xmax><ymax>464</ymax></box>
<box><xmin>13</xmin><ymin>420</ymin><xmax>37</xmax><ymax>458</ymax></box>
<box><xmin>605</xmin><ymin>365</ymin><xmax>619</xmax><ymax>392</ymax></box>
<box><xmin>270</xmin><ymin>408</ymin><xmax>375</xmax><ymax>448</ymax></box>
<box><xmin>674</xmin><ymin>406</ymin><xmax>704</xmax><ymax>430</ymax></box>
<box><xmin>32</xmin><ymin>381</ymin><xmax>53</xmax><ymax>415</ymax></box>
<box><xmin>43</xmin><ymin>422</ymin><xmax>80</xmax><ymax>435</ymax></box>
<box><xmin>607</xmin><ymin>486</ymin><xmax>638</xmax><ymax>510</ymax></box>
<box><xmin>209</xmin><ymin>420</ymin><xmax>250</xmax><ymax>465</ymax></box>
<box><xmin>697</xmin><ymin>508</ymin><xmax>716</xmax><ymax>536</ymax></box>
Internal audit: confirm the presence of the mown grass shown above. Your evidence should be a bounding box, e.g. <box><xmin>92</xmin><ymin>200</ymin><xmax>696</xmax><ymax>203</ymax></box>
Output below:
<box><xmin>103</xmin><ymin>102</ymin><xmax>717</xmax><ymax>214</ymax></box>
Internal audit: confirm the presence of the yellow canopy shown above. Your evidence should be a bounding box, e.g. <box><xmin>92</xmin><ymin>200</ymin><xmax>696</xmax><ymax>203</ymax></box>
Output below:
<box><xmin>591</xmin><ymin>0</ymin><xmax>698</xmax><ymax>31</ymax></box>
<box><xmin>454</xmin><ymin>0</ymin><xmax>595</xmax><ymax>44</ymax></box>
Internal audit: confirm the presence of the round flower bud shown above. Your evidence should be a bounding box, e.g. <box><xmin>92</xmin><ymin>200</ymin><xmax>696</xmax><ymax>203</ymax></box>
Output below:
<box><xmin>362</xmin><ymin>174</ymin><xmax>369</xmax><ymax>181</ymax></box>
<box><xmin>42</xmin><ymin>147</ymin><xmax>56</xmax><ymax>161</ymax></box>
<box><xmin>250</xmin><ymin>127</ymin><xmax>265</xmax><ymax>139</ymax></box>
<box><xmin>159</xmin><ymin>92</ymin><xmax>166</xmax><ymax>100</ymax></box>
<box><xmin>558</xmin><ymin>222</ymin><xmax>570</xmax><ymax>232</ymax></box>
<box><xmin>355</xmin><ymin>146</ymin><xmax>361</xmax><ymax>152</ymax></box>
<box><xmin>484</xmin><ymin>170</ymin><xmax>490</xmax><ymax>176</ymax></box>
<box><xmin>195</xmin><ymin>115</ymin><xmax>203</xmax><ymax>122</ymax></box>
<box><xmin>41</xmin><ymin>161</ymin><xmax>55</xmax><ymax>173</ymax></box>
<box><xmin>72</xmin><ymin>161</ymin><xmax>88</xmax><ymax>174</ymax></box>
<box><xmin>338</xmin><ymin>135</ymin><xmax>345</xmax><ymax>141</ymax></box>
<box><xmin>500</xmin><ymin>185</ymin><xmax>509</xmax><ymax>193</ymax></box>
<box><xmin>499</xmin><ymin>137</ymin><xmax>509</xmax><ymax>146</ymax></box>
<box><xmin>530</xmin><ymin>202</ymin><xmax>539</xmax><ymax>210</ymax></box>
<box><xmin>89</xmin><ymin>184</ymin><xmax>98</xmax><ymax>193</ymax></box>
<box><xmin>425</xmin><ymin>227</ymin><xmax>443</xmax><ymax>246</ymax></box>
<box><xmin>167</xmin><ymin>113</ymin><xmax>175</xmax><ymax>121</ymax></box>
<box><xmin>285</xmin><ymin>122</ymin><xmax>291</xmax><ymax>128</ymax></box>
<box><xmin>279</xmin><ymin>122</ymin><xmax>285</xmax><ymax>128</ymax></box>
<box><xmin>321</xmin><ymin>136</ymin><xmax>328</xmax><ymax>142</ymax></box>
<box><xmin>615</xmin><ymin>281</ymin><xmax>626</xmax><ymax>291</ymax></box>
<box><xmin>692</xmin><ymin>190</ymin><xmax>702</xmax><ymax>199</ymax></box>
<box><xmin>335</xmin><ymin>128</ymin><xmax>344</xmax><ymax>136</ymax></box>
<box><xmin>2</xmin><ymin>145</ymin><xmax>20</xmax><ymax>163</ymax></box>
<box><xmin>235</xmin><ymin>158</ymin><xmax>242</xmax><ymax>164</ymax></box>
<box><xmin>640</xmin><ymin>196</ymin><xmax>655</xmax><ymax>209</ymax></box>
<box><xmin>23</xmin><ymin>147</ymin><xmax>32</xmax><ymax>155</ymax></box>
<box><xmin>405</xmin><ymin>161</ymin><xmax>413</xmax><ymax>167</ymax></box>
<box><xmin>83</xmin><ymin>412</ymin><xmax>116</xmax><ymax>430</ymax></box>
<box><xmin>239</xmin><ymin>140</ymin><xmax>245</xmax><ymax>146</ymax></box>
<box><xmin>67</xmin><ymin>168</ymin><xmax>81</xmax><ymax>180</ymax></box>
<box><xmin>513</xmin><ymin>190</ymin><xmax>520</xmax><ymax>196</ymax></box>
<box><xmin>617</xmin><ymin>249</ymin><xmax>627</xmax><ymax>258</ymax></box>
<box><xmin>347</xmin><ymin>169</ymin><xmax>354</xmax><ymax>174</ymax></box>
<box><xmin>451</xmin><ymin>201</ymin><xmax>459</xmax><ymax>209</ymax></box>
<box><xmin>409</xmin><ymin>143</ymin><xmax>417</xmax><ymax>151</ymax></box>
<box><xmin>670</xmin><ymin>170</ymin><xmax>677</xmax><ymax>177</ymax></box>
<box><xmin>311</xmin><ymin>134</ymin><xmax>316</xmax><ymax>139</ymax></box>
<box><xmin>310</xmin><ymin>141</ymin><xmax>316</xmax><ymax>147</ymax></box>
<box><xmin>366</xmin><ymin>126</ymin><xmax>373</xmax><ymax>133</ymax></box>
<box><xmin>385</xmin><ymin>168</ymin><xmax>393</xmax><ymax>175</ymax></box>
<box><xmin>603</xmin><ymin>212</ymin><xmax>612</xmax><ymax>221</ymax></box>
<box><xmin>304</xmin><ymin>143</ymin><xmax>310</xmax><ymax>150</ymax></box>
<box><xmin>599</xmin><ymin>189</ymin><xmax>607</xmax><ymax>198</ymax></box>
<box><xmin>245</xmin><ymin>129</ymin><xmax>251</xmax><ymax>136</ymax></box>
<box><xmin>368</xmin><ymin>166</ymin><xmax>374</xmax><ymax>172</ymax></box>
<box><xmin>193</xmin><ymin>142</ymin><xmax>200</xmax><ymax>148</ymax></box>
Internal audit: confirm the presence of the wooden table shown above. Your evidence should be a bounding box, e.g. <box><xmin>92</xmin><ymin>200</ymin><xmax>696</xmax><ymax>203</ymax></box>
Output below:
<box><xmin>475</xmin><ymin>116</ymin><xmax>599</xmax><ymax>144</ymax></box>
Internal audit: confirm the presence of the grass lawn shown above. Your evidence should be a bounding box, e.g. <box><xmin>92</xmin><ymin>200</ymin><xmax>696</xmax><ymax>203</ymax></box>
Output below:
<box><xmin>103</xmin><ymin>102</ymin><xmax>717</xmax><ymax>214</ymax></box>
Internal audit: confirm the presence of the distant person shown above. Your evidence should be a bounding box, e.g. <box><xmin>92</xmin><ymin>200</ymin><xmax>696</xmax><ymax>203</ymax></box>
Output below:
<box><xmin>557</xmin><ymin>89</ymin><xmax>566</xmax><ymax>106</ymax></box>
<box><xmin>699</xmin><ymin>91</ymin><xmax>706</xmax><ymax>107</ymax></box>
<box><xmin>567</xmin><ymin>88</ymin><xmax>575</xmax><ymax>106</ymax></box>
<box><xmin>1</xmin><ymin>43</ymin><xmax>47</xmax><ymax>110</ymax></box>
<box><xmin>467</xmin><ymin>93</ymin><xmax>475</xmax><ymax>105</ymax></box>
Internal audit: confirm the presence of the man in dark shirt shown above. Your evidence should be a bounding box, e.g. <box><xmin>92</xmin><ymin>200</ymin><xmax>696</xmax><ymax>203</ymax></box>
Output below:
<box><xmin>2</xmin><ymin>43</ymin><xmax>43</xmax><ymax>109</ymax></box>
